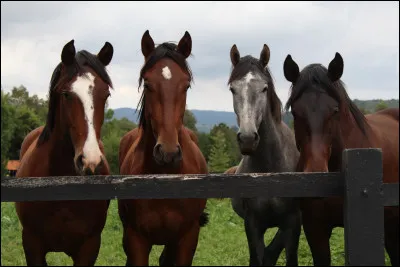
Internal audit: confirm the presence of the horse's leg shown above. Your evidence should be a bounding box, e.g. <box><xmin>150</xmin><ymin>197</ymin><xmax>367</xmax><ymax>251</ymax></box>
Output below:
<box><xmin>263</xmin><ymin>229</ymin><xmax>285</xmax><ymax>265</ymax></box>
<box><xmin>384</xmin><ymin>208</ymin><xmax>399</xmax><ymax>266</ymax></box>
<box><xmin>124</xmin><ymin>227</ymin><xmax>152</xmax><ymax>266</ymax></box>
<box><xmin>71</xmin><ymin>234</ymin><xmax>101</xmax><ymax>266</ymax></box>
<box><xmin>244</xmin><ymin>213</ymin><xmax>265</xmax><ymax>266</ymax></box>
<box><xmin>21</xmin><ymin>228</ymin><xmax>48</xmax><ymax>266</ymax></box>
<box><xmin>122</xmin><ymin>228</ymin><xmax>131</xmax><ymax>266</ymax></box>
<box><xmin>159</xmin><ymin>245</ymin><xmax>177</xmax><ymax>266</ymax></box>
<box><xmin>282</xmin><ymin>211</ymin><xmax>302</xmax><ymax>266</ymax></box>
<box><xmin>302</xmin><ymin>217</ymin><xmax>332</xmax><ymax>266</ymax></box>
<box><xmin>174</xmin><ymin>224</ymin><xmax>201</xmax><ymax>266</ymax></box>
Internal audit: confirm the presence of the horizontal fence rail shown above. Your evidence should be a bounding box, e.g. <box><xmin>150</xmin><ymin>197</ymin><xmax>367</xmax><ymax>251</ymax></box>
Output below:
<box><xmin>1</xmin><ymin>177</ymin><xmax>397</xmax><ymax>205</ymax></box>
<box><xmin>2</xmin><ymin>172</ymin><xmax>344</xmax><ymax>202</ymax></box>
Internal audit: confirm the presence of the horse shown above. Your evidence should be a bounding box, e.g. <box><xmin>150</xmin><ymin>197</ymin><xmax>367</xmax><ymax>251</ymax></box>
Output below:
<box><xmin>15</xmin><ymin>39</ymin><xmax>114</xmax><ymax>266</ymax></box>
<box><xmin>118</xmin><ymin>30</ymin><xmax>209</xmax><ymax>266</ymax></box>
<box><xmin>227</xmin><ymin>44</ymin><xmax>301</xmax><ymax>266</ymax></box>
<box><xmin>283</xmin><ymin>52</ymin><xmax>399</xmax><ymax>266</ymax></box>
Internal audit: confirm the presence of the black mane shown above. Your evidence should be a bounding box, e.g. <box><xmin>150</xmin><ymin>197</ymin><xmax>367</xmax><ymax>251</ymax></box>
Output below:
<box><xmin>284</xmin><ymin>64</ymin><xmax>368</xmax><ymax>135</ymax></box>
<box><xmin>136</xmin><ymin>42</ymin><xmax>193</xmax><ymax>128</ymax></box>
<box><xmin>228</xmin><ymin>55</ymin><xmax>282</xmax><ymax>122</ymax></box>
<box><xmin>37</xmin><ymin>50</ymin><xmax>113</xmax><ymax>146</ymax></box>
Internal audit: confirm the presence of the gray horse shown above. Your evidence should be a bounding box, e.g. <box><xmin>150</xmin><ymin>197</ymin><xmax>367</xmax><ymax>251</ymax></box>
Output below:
<box><xmin>227</xmin><ymin>44</ymin><xmax>301</xmax><ymax>266</ymax></box>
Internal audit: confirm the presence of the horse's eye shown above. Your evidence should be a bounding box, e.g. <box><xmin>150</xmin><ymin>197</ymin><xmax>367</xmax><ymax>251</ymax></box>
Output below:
<box><xmin>62</xmin><ymin>91</ymin><xmax>71</xmax><ymax>99</ymax></box>
<box><xmin>229</xmin><ymin>87</ymin><xmax>235</xmax><ymax>94</ymax></box>
<box><xmin>333</xmin><ymin>106</ymin><xmax>339</xmax><ymax>113</ymax></box>
<box><xmin>185</xmin><ymin>85</ymin><xmax>190</xmax><ymax>92</ymax></box>
<box><xmin>262</xmin><ymin>86</ymin><xmax>267</xmax><ymax>93</ymax></box>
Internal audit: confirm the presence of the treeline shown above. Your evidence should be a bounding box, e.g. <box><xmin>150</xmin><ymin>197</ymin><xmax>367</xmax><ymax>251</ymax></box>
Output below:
<box><xmin>1</xmin><ymin>86</ymin><xmax>241</xmax><ymax>175</ymax></box>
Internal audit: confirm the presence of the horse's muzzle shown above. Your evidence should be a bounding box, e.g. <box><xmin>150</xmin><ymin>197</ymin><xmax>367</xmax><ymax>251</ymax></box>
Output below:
<box><xmin>153</xmin><ymin>143</ymin><xmax>182</xmax><ymax>166</ymax></box>
<box><xmin>237</xmin><ymin>132</ymin><xmax>259</xmax><ymax>155</ymax></box>
<box><xmin>75</xmin><ymin>154</ymin><xmax>105</xmax><ymax>175</ymax></box>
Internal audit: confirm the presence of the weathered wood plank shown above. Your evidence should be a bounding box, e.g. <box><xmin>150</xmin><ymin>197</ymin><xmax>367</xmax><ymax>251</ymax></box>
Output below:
<box><xmin>1</xmin><ymin>172</ymin><xmax>343</xmax><ymax>202</ymax></box>
<box><xmin>383</xmin><ymin>183</ymin><xmax>399</xmax><ymax>206</ymax></box>
<box><xmin>342</xmin><ymin>148</ymin><xmax>385</xmax><ymax>266</ymax></box>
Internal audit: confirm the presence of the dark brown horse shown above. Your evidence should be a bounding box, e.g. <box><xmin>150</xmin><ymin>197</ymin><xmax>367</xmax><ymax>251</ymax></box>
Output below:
<box><xmin>118</xmin><ymin>30</ymin><xmax>209</xmax><ymax>266</ymax></box>
<box><xmin>283</xmin><ymin>52</ymin><xmax>399</xmax><ymax>266</ymax></box>
<box><xmin>15</xmin><ymin>39</ymin><xmax>114</xmax><ymax>266</ymax></box>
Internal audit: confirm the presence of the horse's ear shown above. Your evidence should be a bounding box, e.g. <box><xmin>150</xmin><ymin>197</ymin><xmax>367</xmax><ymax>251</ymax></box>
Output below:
<box><xmin>283</xmin><ymin>54</ymin><xmax>299</xmax><ymax>83</ymax></box>
<box><xmin>61</xmin><ymin>39</ymin><xmax>76</xmax><ymax>66</ymax></box>
<box><xmin>259</xmin><ymin>44</ymin><xmax>270</xmax><ymax>68</ymax></box>
<box><xmin>327</xmin><ymin>52</ymin><xmax>344</xmax><ymax>82</ymax></box>
<box><xmin>97</xmin><ymin>42</ymin><xmax>114</xmax><ymax>66</ymax></box>
<box><xmin>177</xmin><ymin>31</ymin><xmax>192</xmax><ymax>58</ymax></box>
<box><xmin>230</xmin><ymin>44</ymin><xmax>240</xmax><ymax>66</ymax></box>
<box><xmin>141</xmin><ymin>30</ymin><xmax>155</xmax><ymax>59</ymax></box>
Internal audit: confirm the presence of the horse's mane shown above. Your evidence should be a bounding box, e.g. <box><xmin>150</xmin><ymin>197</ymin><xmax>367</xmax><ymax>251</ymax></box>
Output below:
<box><xmin>37</xmin><ymin>50</ymin><xmax>113</xmax><ymax>146</ymax></box>
<box><xmin>227</xmin><ymin>55</ymin><xmax>282</xmax><ymax>122</ymax></box>
<box><xmin>136</xmin><ymin>42</ymin><xmax>193</xmax><ymax>129</ymax></box>
<box><xmin>284</xmin><ymin>64</ymin><xmax>369</xmax><ymax>135</ymax></box>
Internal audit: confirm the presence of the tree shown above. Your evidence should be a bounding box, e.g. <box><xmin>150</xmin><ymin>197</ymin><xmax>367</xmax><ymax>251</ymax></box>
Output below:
<box><xmin>207</xmin><ymin>130</ymin><xmax>230</xmax><ymax>173</ymax></box>
<box><xmin>101</xmin><ymin>116</ymin><xmax>137</xmax><ymax>174</ymax></box>
<box><xmin>183</xmin><ymin>109</ymin><xmax>197</xmax><ymax>132</ymax></box>
<box><xmin>1</xmin><ymin>90</ymin><xmax>17</xmax><ymax>175</ymax></box>
<box><xmin>374</xmin><ymin>100</ymin><xmax>388</xmax><ymax>112</ymax></box>
<box><xmin>105</xmin><ymin>108</ymin><xmax>114</xmax><ymax>121</ymax></box>
<box><xmin>197</xmin><ymin>132</ymin><xmax>211</xmax><ymax>160</ymax></box>
<box><xmin>358</xmin><ymin>107</ymin><xmax>370</xmax><ymax>115</ymax></box>
<box><xmin>209</xmin><ymin>123</ymin><xmax>241</xmax><ymax>166</ymax></box>
<box><xmin>8</xmin><ymin>106</ymin><xmax>42</xmax><ymax>159</ymax></box>
<box><xmin>102</xmin><ymin>130</ymin><xmax>123</xmax><ymax>175</ymax></box>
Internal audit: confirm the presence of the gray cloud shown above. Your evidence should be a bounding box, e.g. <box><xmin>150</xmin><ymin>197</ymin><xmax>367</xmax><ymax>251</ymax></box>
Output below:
<box><xmin>1</xmin><ymin>1</ymin><xmax>398</xmax><ymax>112</ymax></box>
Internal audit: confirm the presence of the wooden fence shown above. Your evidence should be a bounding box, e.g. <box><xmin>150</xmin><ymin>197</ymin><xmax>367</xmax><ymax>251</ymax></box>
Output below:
<box><xmin>1</xmin><ymin>148</ymin><xmax>399</xmax><ymax>266</ymax></box>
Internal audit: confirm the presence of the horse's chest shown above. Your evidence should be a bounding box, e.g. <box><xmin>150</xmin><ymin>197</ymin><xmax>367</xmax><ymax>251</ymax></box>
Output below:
<box><xmin>17</xmin><ymin>201</ymin><xmax>108</xmax><ymax>249</ymax></box>
<box><xmin>124</xmin><ymin>199</ymin><xmax>196</xmax><ymax>244</ymax></box>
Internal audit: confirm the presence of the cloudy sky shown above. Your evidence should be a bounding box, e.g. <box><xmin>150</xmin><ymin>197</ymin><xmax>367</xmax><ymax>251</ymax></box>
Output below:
<box><xmin>1</xmin><ymin>1</ymin><xmax>399</xmax><ymax>112</ymax></box>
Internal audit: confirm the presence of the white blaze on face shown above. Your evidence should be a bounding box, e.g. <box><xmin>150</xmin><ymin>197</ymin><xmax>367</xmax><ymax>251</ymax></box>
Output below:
<box><xmin>162</xmin><ymin>66</ymin><xmax>172</xmax><ymax>80</ymax></box>
<box><xmin>71</xmin><ymin>73</ymin><xmax>103</xmax><ymax>165</ymax></box>
<box><xmin>241</xmin><ymin>72</ymin><xmax>255</xmax><ymax>125</ymax></box>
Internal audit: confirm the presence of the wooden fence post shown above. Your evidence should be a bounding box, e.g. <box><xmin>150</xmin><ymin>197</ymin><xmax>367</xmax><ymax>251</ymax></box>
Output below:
<box><xmin>342</xmin><ymin>148</ymin><xmax>385</xmax><ymax>266</ymax></box>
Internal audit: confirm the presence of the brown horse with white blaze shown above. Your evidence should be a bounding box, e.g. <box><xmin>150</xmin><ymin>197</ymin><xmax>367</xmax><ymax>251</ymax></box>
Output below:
<box><xmin>15</xmin><ymin>40</ymin><xmax>114</xmax><ymax>266</ymax></box>
<box><xmin>283</xmin><ymin>52</ymin><xmax>399</xmax><ymax>266</ymax></box>
<box><xmin>118</xmin><ymin>30</ymin><xmax>209</xmax><ymax>266</ymax></box>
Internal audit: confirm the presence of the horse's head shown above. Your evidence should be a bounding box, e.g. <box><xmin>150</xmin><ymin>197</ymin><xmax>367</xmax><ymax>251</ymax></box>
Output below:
<box><xmin>283</xmin><ymin>52</ymin><xmax>352</xmax><ymax>172</ymax></box>
<box><xmin>138</xmin><ymin>30</ymin><xmax>193</xmax><ymax>166</ymax></box>
<box><xmin>38</xmin><ymin>40</ymin><xmax>114</xmax><ymax>175</ymax></box>
<box><xmin>228</xmin><ymin>44</ymin><xmax>281</xmax><ymax>155</ymax></box>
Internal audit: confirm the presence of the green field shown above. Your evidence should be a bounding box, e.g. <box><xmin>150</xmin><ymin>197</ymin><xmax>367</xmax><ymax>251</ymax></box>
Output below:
<box><xmin>1</xmin><ymin>199</ymin><xmax>391</xmax><ymax>266</ymax></box>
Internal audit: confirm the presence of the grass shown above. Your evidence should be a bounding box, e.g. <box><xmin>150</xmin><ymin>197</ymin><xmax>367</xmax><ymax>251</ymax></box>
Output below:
<box><xmin>1</xmin><ymin>199</ymin><xmax>392</xmax><ymax>266</ymax></box>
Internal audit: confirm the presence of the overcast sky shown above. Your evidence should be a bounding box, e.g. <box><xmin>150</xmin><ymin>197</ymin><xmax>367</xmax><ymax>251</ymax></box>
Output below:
<box><xmin>1</xmin><ymin>1</ymin><xmax>399</xmax><ymax>112</ymax></box>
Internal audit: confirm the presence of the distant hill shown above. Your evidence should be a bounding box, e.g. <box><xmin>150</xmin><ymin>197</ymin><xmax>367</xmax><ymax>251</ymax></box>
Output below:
<box><xmin>113</xmin><ymin>99</ymin><xmax>399</xmax><ymax>133</ymax></box>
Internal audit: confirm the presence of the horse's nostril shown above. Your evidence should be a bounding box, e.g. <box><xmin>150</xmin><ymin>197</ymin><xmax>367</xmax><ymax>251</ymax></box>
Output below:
<box><xmin>176</xmin><ymin>145</ymin><xmax>182</xmax><ymax>160</ymax></box>
<box><xmin>254</xmin><ymin>132</ymin><xmax>259</xmax><ymax>141</ymax></box>
<box><xmin>76</xmin><ymin>154</ymin><xmax>84</xmax><ymax>170</ymax></box>
<box><xmin>237</xmin><ymin>133</ymin><xmax>242</xmax><ymax>143</ymax></box>
<box><xmin>155</xmin><ymin>144</ymin><xmax>162</xmax><ymax>154</ymax></box>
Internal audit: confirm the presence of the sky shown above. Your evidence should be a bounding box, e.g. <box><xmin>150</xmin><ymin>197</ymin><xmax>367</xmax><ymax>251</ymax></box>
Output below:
<box><xmin>1</xmin><ymin>1</ymin><xmax>399</xmax><ymax>112</ymax></box>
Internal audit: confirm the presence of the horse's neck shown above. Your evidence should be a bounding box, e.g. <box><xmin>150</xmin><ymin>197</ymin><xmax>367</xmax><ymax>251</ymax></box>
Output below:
<box><xmin>329</xmin><ymin>109</ymin><xmax>371</xmax><ymax>171</ymax></box>
<box><xmin>44</xmin><ymin>135</ymin><xmax>75</xmax><ymax>175</ymax></box>
<box><xmin>46</xmin><ymin>117</ymin><xmax>76</xmax><ymax>174</ymax></box>
<box><xmin>246</xmin><ymin>115</ymin><xmax>286</xmax><ymax>172</ymax></box>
